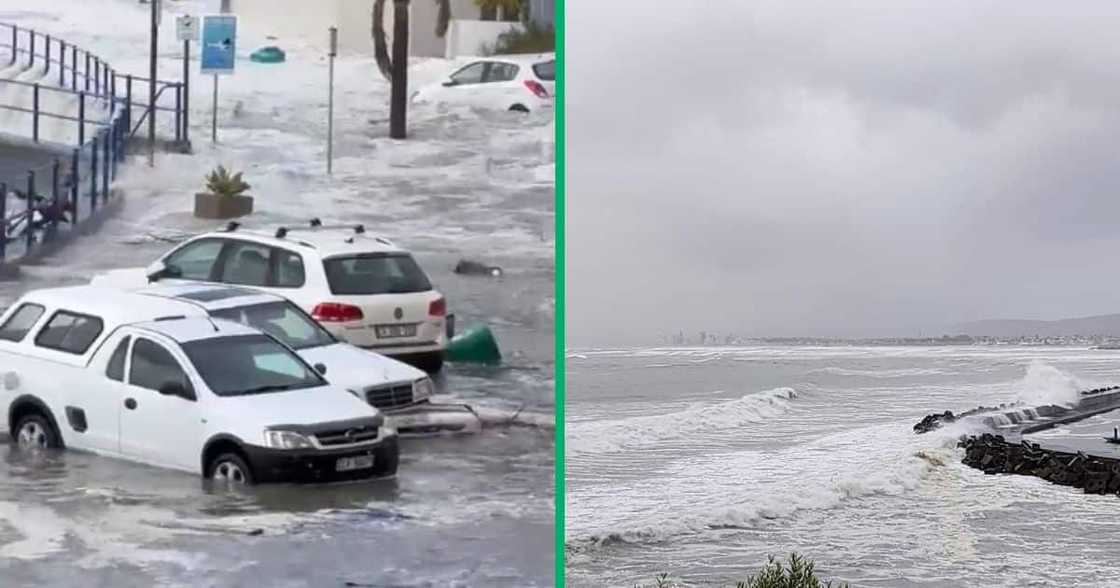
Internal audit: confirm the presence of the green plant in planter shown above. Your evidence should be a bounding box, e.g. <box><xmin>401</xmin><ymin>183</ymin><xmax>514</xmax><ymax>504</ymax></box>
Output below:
<box><xmin>205</xmin><ymin>166</ymin><xmax>251</xmax><ymax>198</ymax></box>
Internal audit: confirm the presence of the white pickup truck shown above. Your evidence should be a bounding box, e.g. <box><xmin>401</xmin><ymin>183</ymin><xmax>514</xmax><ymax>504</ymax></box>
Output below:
<box><xmin>0</xmin><ymin>286</ymin><xmax>399</xmax><ymax>484</ymax></box>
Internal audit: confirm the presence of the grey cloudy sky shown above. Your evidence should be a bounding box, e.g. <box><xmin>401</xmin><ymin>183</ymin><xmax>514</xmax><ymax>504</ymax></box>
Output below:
<box><xmin>567</xmin><ymin>0</ymin><xmax>1120</xmax><ymax>346</ymax></box>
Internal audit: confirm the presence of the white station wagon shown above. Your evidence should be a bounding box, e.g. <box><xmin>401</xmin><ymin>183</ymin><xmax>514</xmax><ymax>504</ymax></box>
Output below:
<box><xmin>93</xmin><ymin>221</ymin><xmax>449</xmax><ymax>373</ymax></box>
<box><xmin>0</xmin><ymin>286</ymin><xmax>399</xmax><ymax>484</ymax></box>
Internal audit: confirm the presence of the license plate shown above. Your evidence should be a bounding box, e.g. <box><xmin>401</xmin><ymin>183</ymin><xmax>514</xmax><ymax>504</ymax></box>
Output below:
<box><xmin>336</xmin><ymin>455</ymin><xmax>374</xmax><ymax>472</ymax></box>
<box><xmin>375</xmin><ymin>324</ymin><xmax>417</xmax><ymax>339</ymax></box>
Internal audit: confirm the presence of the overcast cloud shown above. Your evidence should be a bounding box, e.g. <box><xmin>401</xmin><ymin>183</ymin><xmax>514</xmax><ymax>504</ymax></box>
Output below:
<box><xmin>567</xmin><ymin>0</ymin><xmax>1120</xmax><ymax>346</ymax></box>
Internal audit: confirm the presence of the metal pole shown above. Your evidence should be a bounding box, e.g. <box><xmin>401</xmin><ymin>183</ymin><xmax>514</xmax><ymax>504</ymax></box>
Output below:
<box><xmin>71</xmin><ymin>46</ymin><xmax>77</xmax><ymax>91</ymax></box>
<box><xmin>102</xmin><ymin>130</ymin><xmax>110</xmax><ymax>201</ymax></box>
<box><xmin>148</xmin><ymin>0</ymin><xmax>158</xmax><ymax>167</ymax></box>
<box><xmin>77</xmin><ymin>91</ymin><xmax>85</xmax><ymax>145</ymax></box>
<box><xmin>174</xmin><ymin>83</ymin><xmax>182</xmax><ymax>142</ymax></box>
<box><xmin>44</xmin><ymin>35</ymin><xmax>50</xmax><ymax>74</ymax></box>
<box><xmin>183</xmin><ymin>39</ymin><xmax>190</xmax><ymax>146</ymax></box>
<box><xmin>0</xmin><ymin>181</ymin><xmax>6</xmax><ymax>262</ymax></box>
<box><xmin>327</xmin><ymin>27</ymin><xmax>337</xmax><ymax>175</ymax></box>
<box><xmin>25</xmin><ymin>171</ymin><xmax>34</xmax><ymax>252</ymax></box>
<box><xmin>70</xmin><ymin>148</ymin><xmax>79</xmax><ymax>224</ymax></box>
<box><xmin>9</xmin><ymin>26</ymin><xmax>15</xmax><ymax>66</ymax></box>
<box><xmin>84</xmin><ymin>53</ymin><xmax>90</xmax><ymax>91</ymax></box>
<box><xmin>31</xmin><ymin>84</ymin><xmax>39</xmax><ymax>142</ymax></box>
<box><xmin>90</xmin><ymin>136</ymin><xmax>98</xmax><ymax>211</ymax></box>
<box><xmin>59</xmin><ymin>41</ymin><xmax>66</xmax><ymax>86</ymax></box>
<box><xmin>28</xmin><ymin>30</ymin><xmax>34</xmax><ymax>69</ymax></box>
<box><xmin>211</xmin><ymin>75</ymin><xmax>218</xmax><ymax>143</ymax></box>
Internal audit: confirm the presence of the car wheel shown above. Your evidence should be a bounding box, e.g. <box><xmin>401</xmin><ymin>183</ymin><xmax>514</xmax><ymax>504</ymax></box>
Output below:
<box><xmin>372</xmin><ymin>436</ymin><xmax>399</xmax><ymax>477</ymax></box>
<box><xmin>208</xmin><ymin>452</ymin><xmax>255</xmax><ymax>485</ymax></box>
<box><xmin>509</xmin><ymin>104</ymin><xmax>529</xmax><ymax>113</ymax></box>
<box><xmin>14</xmin><ymin>413</ymin><xmax>61</xmax><ymax>451</ymax></box>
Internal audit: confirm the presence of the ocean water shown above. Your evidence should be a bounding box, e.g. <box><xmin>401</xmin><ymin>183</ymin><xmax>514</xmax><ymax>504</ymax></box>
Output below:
<box><xmin>566</xmin><ymin>345</ymin><xmax>1120</xmax><ymax>587</ymax></box>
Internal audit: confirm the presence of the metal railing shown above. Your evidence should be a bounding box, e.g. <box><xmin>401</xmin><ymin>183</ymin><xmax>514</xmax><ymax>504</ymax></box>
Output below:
<box><xmin>0</xmin><ymin>22</ymin><xmax>186</xmax><ymax>265</ymax></box>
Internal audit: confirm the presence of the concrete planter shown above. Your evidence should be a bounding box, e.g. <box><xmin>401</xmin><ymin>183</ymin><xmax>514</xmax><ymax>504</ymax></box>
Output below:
<box><xmin>194</xmin><ymin>192</ymin><xmax>253</xmax><ymax>219</ymax></box>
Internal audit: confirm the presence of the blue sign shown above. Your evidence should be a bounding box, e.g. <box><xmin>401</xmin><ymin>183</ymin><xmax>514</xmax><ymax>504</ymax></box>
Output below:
<box><xmin>200</xmin><ymin>15</ymin><xmax>237</xmax><ymax>75</ymax></box>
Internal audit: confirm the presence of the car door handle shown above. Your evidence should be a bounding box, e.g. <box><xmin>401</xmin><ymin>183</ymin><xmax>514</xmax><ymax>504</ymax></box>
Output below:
<box><xmin>124</xmin><ymin>398</ymin><xmax>137</xmax><ymax>410</ymax></box>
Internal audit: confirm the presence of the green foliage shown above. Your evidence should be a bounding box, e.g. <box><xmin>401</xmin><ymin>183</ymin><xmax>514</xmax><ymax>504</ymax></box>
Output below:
<box><xmin>204</xmin><ymin>166</ymin><xmax>250</xmax><ymax>198</ymax></box>
<box><xmin>641</xmin><ymin>554</ymin><xmax>848</xmax><ymax>588</ymax></box>
<box><xmin>483</xmin><ymin>22</ymin><xmax>554</xmax><ymax>55</ymax></box>
<box><xmin>737</xmin><ymin>554</ymin><xmax>848</xmax><ymax>588</ymax></box>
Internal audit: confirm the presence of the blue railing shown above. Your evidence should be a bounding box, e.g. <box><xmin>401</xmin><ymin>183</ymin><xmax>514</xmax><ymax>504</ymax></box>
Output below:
<box><xmin>0</xmin><ymin>22</ymin><xmax>186</xmax><ymax>265</ymax></box>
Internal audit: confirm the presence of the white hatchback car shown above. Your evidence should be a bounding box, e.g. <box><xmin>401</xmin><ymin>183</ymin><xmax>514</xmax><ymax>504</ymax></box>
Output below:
<box><xmin>93</xmin><ymin>221</ymin><xmax>449</xmax><ymax>373</ymax></box>
<box><xmin>0</xmin><ymin>286</ymin><xmax>399</xmax><ymax>485</ymax></box>
<box><xmin>412</xmin><ymin>53</ymin><xmax>555</xmax><ymax>112</ymax></box>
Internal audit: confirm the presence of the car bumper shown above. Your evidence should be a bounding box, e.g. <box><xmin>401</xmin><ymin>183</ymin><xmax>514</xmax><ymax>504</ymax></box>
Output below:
<box><xmin>242</xmin><ymin>436</ymin><xmax>399</xmax><ymax>483</ymax></box>
<box><xmin>385</xmin><ymin>401</ymin><xmax>482</xmax><ymax>437</ymax></box>
<box><xmin>328</xmin><ymin>319</ymin><xmax>448</xmax><ymax>353</ymax></box>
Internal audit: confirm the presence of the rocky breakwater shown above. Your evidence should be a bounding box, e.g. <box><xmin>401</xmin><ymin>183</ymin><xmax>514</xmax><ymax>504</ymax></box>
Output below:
<box><xmin>960</xmin><ymin>433</ymin><xmax>1120</xmax><ymax>496</ymax></box>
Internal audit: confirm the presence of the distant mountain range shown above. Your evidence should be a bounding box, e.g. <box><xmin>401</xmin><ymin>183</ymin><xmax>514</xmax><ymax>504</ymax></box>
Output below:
<box><xmin>951</xmin><ymin>313</ymin><xmax>1120</xmax><ymax>338</ymax></box>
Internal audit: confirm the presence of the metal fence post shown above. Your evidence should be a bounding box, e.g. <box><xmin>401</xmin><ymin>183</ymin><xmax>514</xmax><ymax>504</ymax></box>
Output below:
<box><xmin>93</xmin><ymin>58</ymin><xmax>100</xmax><ymax>96</ymax></box>
<box><xmin>175</xmin><ymin>83</ymin><xmax>182</xmax><ymax>143</ymax></box>
<box><xmin>59</xmin><ymin>40</ymin><xmax>66</xmax><ymax>86</ymax></box>
<box><xmin>0</xmin><ymin>181</ymin><xmax>6</xmax><ymax>261</ymax></box>
<box><xmin>84</xmin><ymin>53</ymin><xmax>90</xmax><ymax>92</ymax></box>
<box><xmin>71</xmin><ymin>45</ymin><xmax>77</xmax><ymax>91</ymax></box>
<box><xmin>125</xmin><ymin>75</ymin><xmax>133</xmax><ymax>130</ymax></box>
<box><xmin>44</xmin><ymin>34</ymin><xmax>50</xmax><ymax>74</ymax></box>
<box><xmin>28</xmin><ymin>30</ymin><xmax>34</xmax><ymax>69</ymax></box>
<box><xmin>49</xmin><ymin>159</ymin><xmax>60</xmax><ymax>241</ymax></box>
<box><xmin>90</xmin><ymin>137</ymin><xmax>98</xmax><ymax>212</ymax></box>
<box><xmin>25</xmin><ymin>171</ymin><xmax>34</xmax><ymax>253</ymax></box>
<box><xmin>70</xmin><ymin>148</ymin><xmax>79</xmax><ymax>225</ymax></box>
<box><xmin>9</xmin><ymin>26</ymin><xmax>15</xmax><ymax>66</ymax></box>
<box><xmin>102</xmin><ymin>130</ymin><xmax>110</xmax><ymax>202</ymax></box>
<box><xmin>77</xmin><ymin>91</ymin><xmax>85</xmax><ymax>145</ymax></box>
<box><xmin>31</xmin><ymin>83</ymin><xmax>39</xmax><ymax>142</ymax></box>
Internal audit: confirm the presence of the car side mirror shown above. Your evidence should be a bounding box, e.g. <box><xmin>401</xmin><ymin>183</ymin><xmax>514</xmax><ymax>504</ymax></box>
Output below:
<box><xmin>145</xmin><ymin>260</ymin><xmax>170</xmax><ymax>282</ymax></box>
<box><xmin>314</xmin><ymin>363</ymin><xmax>328</xmax><ymax>375</ymax></box>
<box><xmin>159</xmin><ymin>381</ymin><xmax>193</xmax><ymax>400</ymax></box>
<box><xmin>442</xmin><ymin>79</ymin><xmax>457</xmax><ymax>87</ymax></box>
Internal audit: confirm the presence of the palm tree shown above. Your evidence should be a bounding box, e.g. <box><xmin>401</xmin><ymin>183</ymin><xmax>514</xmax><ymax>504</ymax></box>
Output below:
<box><xmin>372</xmin><ymin>0</ymin><xmax>451</xmax><ymax>139</ymax></box>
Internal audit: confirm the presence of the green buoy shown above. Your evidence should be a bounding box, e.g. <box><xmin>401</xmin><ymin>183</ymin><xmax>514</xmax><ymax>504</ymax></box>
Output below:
<box><xmin>446</xmin><ymin>325</ymin><xmax>501</xmax><ymax>364</ymax></box>
<box><xmin>250</xmin><ymin>46</ymin><xmax>286</xmax><ymax>63</ymax></box>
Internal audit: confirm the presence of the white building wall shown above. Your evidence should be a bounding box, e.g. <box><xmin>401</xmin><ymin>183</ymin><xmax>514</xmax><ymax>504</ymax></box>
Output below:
<box><xmin>228</xmin><ymin>0</ymin><xmax>484</xmax><ymax>57</ymax></box>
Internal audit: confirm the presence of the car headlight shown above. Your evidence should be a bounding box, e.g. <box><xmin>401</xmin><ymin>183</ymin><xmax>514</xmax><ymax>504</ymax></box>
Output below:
<box><xmin>263</xmin><ymin>429</ymin><xmax>315</xmax><ymax>450</ymax></box>
<box><xmin>412</xmin><ymin>377</ymin><xmax>434</xmax><ymax>401</ymax></box>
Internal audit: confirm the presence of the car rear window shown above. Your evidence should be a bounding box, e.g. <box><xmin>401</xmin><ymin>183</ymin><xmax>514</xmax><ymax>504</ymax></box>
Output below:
<box><xmin>0</xmin><ymin>303</ymin><xmax>45</xmax><ymax>342</ymax></box>
<box><xmin>532</xmin><ymin>60</ymin><xmax>554</xmax><ymax>81</ymax></box>
<box><xmin>323</xmin><ymin>253</ymin><xmax>433</xmax><ymax>295</ymax></box>
<box><xmin>34</xmin><ymin>311</ymin><xmax>104</xmax><ymax>355</ymax></box>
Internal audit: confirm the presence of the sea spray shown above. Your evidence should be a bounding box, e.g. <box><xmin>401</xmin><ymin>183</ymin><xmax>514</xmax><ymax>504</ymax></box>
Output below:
<box><xmin>567</xmin><ymin>387</ymin><xmax>798</xmax><ymax>456</ymax></box>
<box><xmin>1013</xmin><ymin>360</ymin><xmax>1082</xmax><ymax>407</ymax></box>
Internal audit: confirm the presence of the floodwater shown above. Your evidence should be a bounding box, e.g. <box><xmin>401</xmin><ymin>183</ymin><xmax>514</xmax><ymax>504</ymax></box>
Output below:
<box><xmin>0</xmin><ymin>117</ymin><xmax>556</xmax><ymax>586</ymax></box>
<box><xmin>566</xmin><ymin>345</ymin><xmax>1120</xmax><ymax>587</ymax></box>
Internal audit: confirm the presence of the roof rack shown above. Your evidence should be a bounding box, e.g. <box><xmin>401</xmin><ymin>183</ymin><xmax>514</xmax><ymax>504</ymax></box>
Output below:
<box><xmin>275</xmin><ymin>218</ymin><xmax>366</xmax><ymax>239</ymax></box>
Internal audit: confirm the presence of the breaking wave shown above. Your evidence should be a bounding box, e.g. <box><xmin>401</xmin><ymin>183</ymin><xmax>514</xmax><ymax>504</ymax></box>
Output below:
<box><xmin>566</xmin><ymin>423</ymin><xmax>962</xmax><ymax>550</ymax></box>
<box><xmin>566</xmin><ymin>387</ymin><xmax>798</xmax><ymax>456</ymax></box>
<box><xmin>1013</xmin><ymin>361</ymin><xmax>1084</xmax><ymax>408</ymax></box>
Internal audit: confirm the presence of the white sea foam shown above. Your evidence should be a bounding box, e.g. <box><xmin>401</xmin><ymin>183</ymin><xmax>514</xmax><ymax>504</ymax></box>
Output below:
<box><xmin>566</xmin><ymin>387</ymin><xmax>798</xmax><ymax>456</ymax></box>
<box><xmin>1012</xmin><ymin>360</ymin><xmax>1084</xmax><ymax>407</ymax></box>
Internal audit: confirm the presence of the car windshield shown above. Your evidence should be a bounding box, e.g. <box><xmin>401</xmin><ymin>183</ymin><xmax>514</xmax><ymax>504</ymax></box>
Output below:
<box><xmin>210</xmin><ymin>301</ymin><xmax>335</xmax><ymax>350</ymax></box>
<box><xmin>182</xmin><ymin>334</ymin><xmax>325</xmax><ymax>397</ymax></box>
<box><xmin>324</xmin><ymin>253</ymin><xmax>433</xmax><ymax>295</ymax></box>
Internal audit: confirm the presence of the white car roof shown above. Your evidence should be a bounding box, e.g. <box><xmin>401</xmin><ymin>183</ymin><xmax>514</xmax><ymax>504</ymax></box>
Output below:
<box><xmin>15</xmin><ymin>286</ymin><xmax>209</xmax><ymax>326</ymax></box>
<box><xmin>196</xmin><ymin>227</ymin><xmax>406</xmax><ymax>258</ymax></box>
<box><xmin>137</xmin><ymin>283</ymin><xmax>283</xmax><ymax>312</ymax></box>
<box><xmin>132</xmin><ymin>316</ymin><xmax>261</xmax><ymax>344</ymax></box>
<box><xmin>479</xmin><ymin>52</ymin><xmax>554</xmax><ymax>65</ymax></box>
